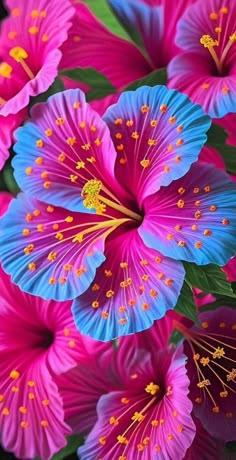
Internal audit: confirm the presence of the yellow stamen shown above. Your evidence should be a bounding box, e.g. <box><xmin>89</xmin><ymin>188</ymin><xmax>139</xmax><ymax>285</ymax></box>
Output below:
<box><xmin>72</xmin><ymin>218</ymin><xmax>130</xmax><ymax>242</ymax></box>
<box><xmin>9</xmin><ymin>47</ymin><xmax>35</xmax><ymax>80</ymax></box>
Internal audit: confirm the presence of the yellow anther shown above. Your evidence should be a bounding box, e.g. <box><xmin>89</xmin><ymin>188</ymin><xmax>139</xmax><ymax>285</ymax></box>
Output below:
<box><xmin>12</xmin><ymin>8</ymin><xmax>20</xmax><ymax>16</ymax></box>
<box><xmin>195</xmin><ymin>241</ymin><xmax>202</xmax><ymax>249</ymax></box>
<box><xmin>164</xmin><ymin>166</ymin><xmax>170</xmax><ymax>172</ymax></box>
<box><xmin>106</xmin><ymin>289</ymin><xmax>114</xmax><ymax>298</ymax></box>
<box><xmin>20</xmin><ymin>421</ymin><xmax>29</xmax><ymax>428</ymax></box>
<box><xmin>79</xmin><ymin>121</ymin><xmax>86</xmax><ymax>128</ymax></box>
<box><xmin>76</xmin><ymin>161</ymin><xmax>85</xmax><ymax>169</ymax></box>
<box><xmin>56</xmin><ymin>118</ymin><xmax>64</xmax><ymax>126</ymax></box>
<box><xmin>148</xmin><ymin>138</ymin><xmax>157</xmax><ymax>146</ymax></box>
<box><xmin>95</xmin><ymin>138</ymin><xmax>102</xmax><ymax>146</ymax></box>
<box><xmin>109</xmin><ymin>416</ymin><xmax>119</xmax><ymax>425</ymax></box>
<box><xmin>28</xmin><ymin>262</ymin><xmax>36</xmax><ymax>271</ymax></box>
<box><xmin>126</xmin><ymin>120</ymin><xmax>134</xmax><ymax>126</ymax></box>
<box><xmin>212</xmin><ymin>347</ymin><xmax>225</xmax><ymax>359</ymax></box>
<box><xmin>99</xmin><ymin>436</ymin><xmax>107</xmax><ymax>445</ymax></box>
<box><xmin>8</xmin><ymin>31</ymin><xmax>17</xmax><ymax>39</ymax></box>
<box><xmin>222</xmin><ymin>218</ymin><xmax>230</xmax><ymax>225</ymax></box>
<box><xmin>120</xmin><ymin>261</ymin><xmax>128</xmax><ymax>268</ymax></box>
<box><xmin>220</xmin><ymin>6</ymin><xmax>228</xmax><ymax>14</ymax></box>
<box><xmin>10</xmin><ymin>370</ymin><xmax>20</xmax><ymax>379</ymax></box>
<box><xmin>36</xmin><ymin>139</ymin><xmax>44</xmax><ymax>148</ymax></box>
<box><xmin>81</xmin><ymin>143</ymin><xmax>91</xmax><ymax>151</ymax></box>
<box><xmin>11</xmin><ymin>386</ymin><xmax>19</xmax><ymax>393</ymax></box>
<box><xmin>200</xmin><ymin>357</ymin><xmax>210</xmax><ymax>366</ymax></box>
<box><xmin>45</xmin><ymin>128</ymin><xmax>53</xmax><ymax>136</ymax></box>
<box><xmin>40</xmin><ymin>420</ymin><xmax>49</xmax><ymax>427</ymax></box>
<box><xmin>210</xmin><ymin>205</ymin><xmax>217</xmax><ymax>211</ymax></box>
<box><xmin>175</xmin><ymin>155</ymin><xmax>182</xmax><ymax>162</ymax></box>
<box><xmin>150</xmin><ymin>119</ymin><xmax>158</xmax><ymax>127</ymax></box>
<box><xmin>92</xmin><ymin>301</ymin><xmax>99</xmax><ymax>309</ymax></box>
<box><xmin>151</xmin><ymin>420</ymin><xmax>159</xmax><ymax>427</ymax></box>
<box><xmin>177</xmin><ymin>199</ymin><xmax>185</xmax><ymax>208</ymax></box>
<box><xmin>63</xmin><ymin>328</ymin><xmax>70</xmax><ymax>336</ymax></box>
<box><xmin>142</xmin><ymin>302</ymin><xmax>150</xmax><ymax>310</ymax></box>
<box><xmin>67</xmin><ymin>137</ymin><xmax>76</xmax><ymax>146</ymax></box>
<box><xmin>40</xmin><ymin>11</ymin><xmax>47</xmax><ymax>18</ymax></box>
<box><xmin>2</xmin><ymin>408</ymin><xmax>9</xmax><ymax>415</ymax></box>
<box><xmin>0</xmin><ymin>394</ymin><xmax>4</xmax><ymax>402</ymax></box>
<box><xmin>166</xmin><ymin>233</ymin><xmax>173</xmax><ymax>240</ymax></box>
<box><xmin>197</xmin><ymin>379</ymin><xmax>211</xmax><ymax>388</ymax></box>
<box><xmin>226</xmin><ymin>412</ymin><xmax>233</xmax><ymax>418</ymax></box>
<box><xmin>177</xmin><ymin>125</ymin><xmax>183</xmax><ymax>132</ymax></box>
<box><xmin>19</xmin><ymin>406</ymin><xmax>27</xmax><ymax>414</ymax></box>
<box><xmin>114</xmin><ymin>118</ymin><xmax>123</xmax><ymax>125</ymax></box>
<box><xmin>165</xmin><ymin>278</ymin><xmax>173</xmax><ymax>286</ymax></box>
<box><xmin>43</xmin><ymin>181</ymin><xmax>51</xmax><ymax>189</ymax></box>
<box><xmin>115</xmin><ymin>132</ymin><xmax>122</xmax><ymax>139</ymax></box>
<box><xmin>215</xmin><ymin>27</ymin><xmax>222</xmax><ymax>33</ymax></box>
<box><xmin>118</xmin><ymin>306</ymin><xmax>127</xmax><ymax>313</ymax></box>
<box><xmin>68</xmin><ymin>340</ymin><xmax>76</xmax><ymax>348</ymax></box>
<box><xmin>35</xmin><ymin>156</ymin><xmax>43</xmax><ymax>165</ymax></box>
<box><xmin>167</xmin><ymin>144</ymin><xmax>173</xmax><ymax>151</ymax></box>
<box><xmin>47</xmin><ymin>252</ymin><xmax>57</xmax><ymax>261</ymax></box>
<box><xmin>29</xmin><ymin>26</ymin><xmax>39</xmax><ymax>34</ymax></box>
<box><xmin>65</xmin><ymin>216</ymin><xmax>73</xmax><ymax>223</ymax></box>
<box><xmin>58</xmin><ymin>153</ymin><xmax>65</xmax><ymax>162</ymax></box>
<box><xmin>195</xmin><ymin>397</ymin><xmax>202</xmax><ymax>404</ymax></box>
<box><xmin>220</xmin><ymin>390</ymin><xmax>228</xmax><ymax>398</ymax></box>
<box><xmin>222</xmin><ymin>86</ymin><xmax>230</xmax><ymax>94</ymax></box>
<box><xmin>200</xmin><ymin>35</ymin><xmax>218</xmax><ymax>48</ymax></box>
<box><xmin>204</xmin><ymin>229</ymin><xmax>212</xmax><ymax>236</ymax></box>
<box><xmin>48</xmin><ymin>277</ymin><xmax>56</xmax><ymax>285</ymax></box>
<box><xmin>145</xmin><ymin>382</ymin><xmax>160</xmax><ymax>395</ymax></box>
<box><xmin>101</xmin><ymin>311</ymin><xmax>109</xmax><ymax>319</ymax></box>
<box><xmin>119</xmin><ymin>318</ymin><xmax>128</xmax><ymax>325</ymax></box>
<box><xmin>64</xmin><ymin>264</ymin><xmax>72</xmax><ymax>271</ymax></box>
<box><xmin>195</xmin><ymin>210</ymin><xmax>202</xmax><ymax>219</ymax></box>
<box><xmin>209</xmin><ymin>12</ymin><xmax>218</xmax><ymax>20</ymax></box>
<box><xmin>192</xmin><ymin>224</ymin><xmax>198</xmax><ymax>231</ymax></box>
<box><xmin>169</xmin><ymin>116</ymin><xmax>177</xmax><ymax>124</ymax></box>
<box><xmin>178</xmin><ymin>187</ymin><xmax>186</xmax><ymax>194</ymax></box>
<box><xmin>150</xmin><ymin>289</ymin><xmax>158</xmax><ymax>297</ymax></box>
<box><xmin>160</xmin><ymin>104</ymin><xmax>168</xmax><ymax>112</ymax></box>
<box><xmin>28</xmin><ymin>392</ymin><xmax>35</xmax><ymax>399</ymax></box>
<box><xmin>178</xmin><ymin>240</ymin><xmax>186</xmax><ymax>247</ymax></box>
<box><xmin>91</xmin><ymin>283</ymin><xmax>100</xmax><ymax>291</ymax></box>
<box><xmin>9</xmin><ymin>46</ymin><xmax>28</xmax><ymax>62</ymax></box>
<box><xmin>176</xmin><ymin>139</ymin><xmax>184</xmax><ymax>146</ymax></box>
<box><xmin>42</xmin><ymin>34</ymin><xmax>49</xmax><ymax>42</ymax></box>
<box><xmin>140</xmin><ymin>159</ymin><xmax>150</xmax><ymax>168</ymax></box>
<box><xmin>121</xmin><ymin>397</ymin><xmax>129</xmax><ymax>404</ymax></box>
<box><xmin>201</xmin><ymin>82</ymin><xmax>210</xmax><ymax>89</ymax></box>
<box><xmin>175</xmin><ymin>224</ymin><xmax>182</xmax><ymax>231</ymax></box>
<box><xmin>42</xmin><ymin>399</ymin><xmax>50</xmax><ymax>405</ymax></box>
<box><xmin>131</xmin><ymin>131</ymin><xmax>139</xmax><ymax>140</ymax></box>
<box><xmin>31</xmin><ymin>9</ymin><xmax>39</xmax><ymax>18</ymax></box>
<box><xmin>117</xmin><ymin>435</ymin><xmax>128</xmax><ymax>444</ymax></box>
<box><xmin>167</xmin><ymin>434</ymin><xmax>174</xmax><ymax>441</ymax></box>
<box><xmin>230</xmin><ymin>33</ymin><xmax>236</xmax><ymax>42</ymax></box>
<box><xmin>212</xmin><ymin>406</ymin><xmax>220</xmax><ymax>413</ymax></box>
<box><xmin>47</xmin><ymin>205</ymin><xmax>54</xmax><ymax>213</ymax></box>
<box><xmin>141</xmin><ymin>105</ymin><xmax>150</xmax><ymax>113</ymax></box>
<box><xmin>0</xmin><ymin>62</ymin><xmax>13</xmax><ymax>78</ymax></box>
<box><xmin>22</xmin><ymin>228</ymin><xmax>30</xmax><ymax>236</ymax></box>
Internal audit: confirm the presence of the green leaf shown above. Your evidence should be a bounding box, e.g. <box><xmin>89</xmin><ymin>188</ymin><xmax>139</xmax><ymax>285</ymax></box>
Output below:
<box><xmin>206</xmin><ymin>123</ymin><xmax>236</xmax><ymax>175</ymax></box>
<box><xmin>124</xmin><ymin>68</ymin><xmax>167</xmax><ymax>91</ymax></box>
<box><xmin>60</xmin><ymin>67</ymin><xmax>117</xmax><ymax>101</ymax></box>
<box><xmin>2</xmin><ymin>160</ymin><xmax>20</xmax><ymax>195</ymax></box>
<box><xmin>82</xmin><ymin>0</ymin><xmax>131</xmax><ymax>42</ymax></box>
<box><xmin>0</xmin><ymin>167</ymin><xmax>8</xmax><ymax>192</ymax></box>
<box><xmin>169</xmin><ymin>329</ymin><xmax>184</xmax><ymax>346</ymax></box>
<box><xmin>184</xmin><ymin>262</ymin><xmax>236</xmax><ymax>298</ymax></box>
<box><xmin>29</xmin><ymin>77</ymin><xmax>64</xmax><ymax>110</ymax></box>
<box><xmin>174</xmin><ymin>281</ymin><xmax>198</xmax><ymax>323</ymax></box>
<box><xmin>35</xmin><ymin>434</ymin><xmax>83</xmax><ymax>460</ymax></box>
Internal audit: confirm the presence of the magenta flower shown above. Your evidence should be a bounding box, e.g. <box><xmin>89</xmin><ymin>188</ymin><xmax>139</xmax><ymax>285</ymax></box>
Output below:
<box><xmin>1</xmin><ymin>87</ymin><xmax>236</xmax><ymax>341</ymax></box>
<box><xmin>168</xmin><ymin>0</ymin><xmax>236</xmax><ymax>117</ymax></box>
<box><xmin>78</xmin><ymin>316</ymin><xmax>196</xmax><ymax>460</ymax></box>
<box><xmin>179</xmin><ymin>307</ymin><xmax>236</xmax><ymax>441</ymax></box>
<box><xmin>0</xmin><ymin>0</ymin><xmax>74</xmax><ymax>169</ymax></box>
<box><xmin>0</xmin><ymin>261</ymin><xmax>85</xmax><ymax>460</ymax></box>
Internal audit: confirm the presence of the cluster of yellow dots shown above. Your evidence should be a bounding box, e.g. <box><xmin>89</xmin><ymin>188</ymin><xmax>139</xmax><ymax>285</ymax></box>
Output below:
<box><xmin>113</xmin><ymin>105</ymin><xmax>184</xmax><ymax>169</ymax></box>
<box><xmin>0</xmin><ymin>370</ymin><xmax>49</xmax><ymax>428</ymax></box>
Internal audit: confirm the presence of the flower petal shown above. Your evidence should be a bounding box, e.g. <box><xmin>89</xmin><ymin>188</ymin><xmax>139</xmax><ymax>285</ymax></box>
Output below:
<box><xmin>72</xmin><ymin>228</ymin><xmax>184</xmax><ymax>340</ymax></box>
<box><xmin>108</xmin><ymin>0</ymin><xmax>164</xmax><ymax>68</ymax></box>
<box><xmin>0</xmin><ymin>356</ymin><xmax>71</xmax><ymax>460</ymax></box>
<box><xmin>0</xmin><ymin>193</ymin><xmax>107</xmax><ymax>300</ymax></box>
<box><xmin>13</xmin><ymin>89</ymin><xmax>123</xmax><ymax>213</ymax></box>
<box><xmin>184</xmin><ymin>418</ymin><xmax>225</xmax><ymax>460</ymax></box>
<box><xmin>104</xmin><ymin>85</ymin><xmax>211</xmax><ymax>206</ymax></box>
<box><xmin>0</xmin><ymin>0</ymin><xmax>74</xmax><ymax>116</ymax></box>
<box><xmin>59</xmin><ymin>2</ymin><xmax>151</xmax><ymax>89</ymax></box>
<box><xmin>139</xmin><ymin>162</ymin><xmax>236</xmax><ymax>265</ymax></box>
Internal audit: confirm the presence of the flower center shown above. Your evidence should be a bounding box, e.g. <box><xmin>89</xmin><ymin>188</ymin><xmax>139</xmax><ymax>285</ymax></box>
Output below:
<box><xmin>200</xmin><ymin>7</ymin><xmax>236</xmax><ymax>74</ymax></box>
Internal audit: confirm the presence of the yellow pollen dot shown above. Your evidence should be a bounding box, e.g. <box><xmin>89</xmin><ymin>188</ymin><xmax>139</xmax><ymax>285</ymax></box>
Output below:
<box><xmin>101</xmin><ymin>311</ymin><xmax>109</xmax><ymax>319</ymax></box>
<box><xmin>43</xmin><ymin>181</ymin><xmax>51</xmax><ymax>189</ymax></box>
<box><xmin>0</xmin><ymin>62</ymin><xmax>13</xmax><ymax>78</ymax></box>
<box><xmin>19</xmin><ymin>406</ymin><xmax>27</xmax><ymax>414</ymax></box>
<box><xmin>158</xmin><ymin>272</ymin><xmax>164</xmax><ymax>280</ymax></box>
<box><xmin>121</xmin><ymin>397</ymin><xmax>129</xmax><ymax>404</ymax></box>
<box><xmin>119</xmin><ymin>457</ymin><xmax>126</xmax><ymax>460</ymax></box>
<box><xmin>82</xmin><ymin>143</ymin><xmax>91</xmax><ymax>151</ymax></box>
<box><xmin>178</xmin><ymin>240</ymin><xmax>186</xmax><ymax>247</ymax></box>
<box><xmin>155</xmin><ymin>256</ymin><xmax>162</xmax><ymax>263</ymax></box>
<box><xmin>137</xmin><ymin>443</ymin><xmax>144</xmax><ymax>452</ymax></box>
<box><xmin>20</xmin><ymin>421</ymin><xmax>29</xmax><ymax>428</ymax></box>
<box><xmin>169</xmin><ymin>116</ymin><xmax>177</xmax><ymax>124</ymax></box>
<box><xmin>47</xmin><ymin>205</ymin><xmax>54</xmax><ymax>213</ymax></box>
<box><xmin>192</xmin><ymin>224</ymin><xmax>198</xmax><ymax>231</ymax></box>
<box><xmin>193</xmin><ymin>353</ymin><xmax>200</xmax><ymax>361</ymax></box>
<box><xmin>35</xmin><ymin>156</ymin><xmax>43</xmax><ymax>165</ymax></box>
<box><xmin>145</xmin><ymin>382</ymin><xmax>160</xmax><ymax>395</ymax></box>
<box><xmin>115</xmin><ymin>132</ymin><xmax>122</xmax><ymax>139</ymax></box>
<box><xmin>201</xmin><ymin>321</ymin><xmax>209</xmax><ymax>329</ymax></box>
<box><xmin>197</xmin><ymin>379</ymin><xmax>211</xmax><ymax>388</ymax></box>
<box><xmin>8</xmin><ymin>31</ymin><xmax>17</xmax><ymax>39</ymax></box>
<box><xmin>148</xmin><ymin>138</ymin><xmax>157</xmax><ymax>146</ymax></box>
<box><xmin>10</xmin><ymin>370</ymin><xmax>20</xmax><ymax>380</ymax></box>
<box><xmin>92</xmin><ymin>301</ymin><xmax>99</xmax><ymax>309</ymax></box>
<box><xmin>22</xmin><ymin>228</ymin><xmax>30</xmax><ymax>236</ymax></box>
<box><xmin>142</xmin><ymin>274</ymin><xmax>149</xmax><ymax>281</ymax></box>
<box><xmin>212</xmin><ymin>406</ymin><xmax>220</xmax><ymax>413</ymax></box>
<box><xmin>12</xmin><ymin>8</ymin><xmax>20</xmax><ymax>16</ymax></box>
<box><xmin>210</xmin><ymin>205</ymin><xmax>217</xmax><ymax>211</ymax></box>
<box><xmin>220</xmin><ymin>390</ymin><xmax>228</xmax><ymax>398</ymax></box>
<box><xmin>200</xmin><ymin>357</ymin><xmax>210</xmax><ymax>366</ymax></box>
<box><xmin>69</xmin><ymin>340</ymin><xmax>76</xmax><ymax>348</ymax></box>
<box><xmin>177</xmin><ymin>425</ymin><xmax>184</xmax><ymax>432</ymax></box>
<box><xmin>167</xmin><ymin>144</ymin><xmax>173</xmax><ymax>151</ymax></box>
<box><xmin>106</xmin><ymin>289</ymin><xmax>114</xmax><ymax>298</ymax></box>
<box><xmin>120</xmin><ymin>261</ymin><xmax>128</xmax><ymax>268</ymax></box>
<box><xmin>167</xmin><ymin>233</ymin><xmax>173</xmax><ymax>240</ymax></box>
<box><xmin>45</xmin><ymin>128</ymin><xmax>53</xmax><ymax>136</ymax></box>
<box><xmin>131</xmin><ymin>131</ymin><xmax>139</xmax><ymax>140</ymax></box>
<box><xmin>160</xmin><ymin>104</ymin><xmax>167</xmax><ymax>112</ymax></box>
<box><xmin>118</xmin><ymin>306</ymin><xmax>127</xmax><ymax>313</ymax></box>
<box><xmin>195</xmin><ymin>397</ymin><xmax>202</xmax><ymax>404</ymax></box>
<box><xmin>151</xmin><ymin>420</ymin><xmax>159</xmax><ymax>427</ymax></box>
<box><xmin>204</xmin><ymin>229</ymin><xmax>212</xmax><ymax>236</ymax></box>
<box><xmin>41</xmin><ymin>420</ymin><xmax>49</xmax><ymax>427</ymax></box>
<box><xmin>209</xmin><ymin>12</ymin><xmax>218</xmax><ymax>19</ymax></box>
<box><xmin>195</xmin><ymin>200</ymin><xmax>201</xmax><ymax>206</ymax></box>
<box><xmin>29</xmin><ymin>26</ymin><xmax>39</xmax><ymax>34</ymax></box>
<box><xmin>195</xmin><ymin>241</ymin><xmax>202</xmax><ymax>249</ymax></box>
<box><xmin>36</xmin><ymin>139</ymin><xmax>44</xmax><ymax>148</ymax></box>
<box><xmin>99</xmin><ymin>436</ymin><xmax>107</xmax><ymax>445</ymax></box>
<box><xmin>47</xmin><ymin>252</ymin><xmax>57</xmax><ymax>261</ymax></box>
<box><xmin>117</xmin><ymin>435</ymin><xmax>128</xmax><ymax>444</ymax></box>
<box><xmin>64</xmin><ymin>264</ymin><xmax>72</xmax><ymax>271</ymax></box>
<box><xmin>60</xmin><ymin>277</ymin><xmax>66</xmax><ymax>284</ymax></box>
<box><xmin>175</xmin><ymin>224</ymin><xmax>182</xmax><ymax>231</ymax></box>
<box><xmin>222</xmin><ymin>218</ymin><xmax>230</xmax><ymax>225</ymax></box>
<box><xmin>195</xmin><ymin>210</ymin><xmax>202</xmax><ymax>219</ymax></box>
<box><xmin>67</xmin><ymin>137</ymin><xmax>76</xmax><ymax>146</ymax></box>
<box><xmin>173</xmin><ymin>410</ymin><xmax>178</xmax><ymax>416</ymax></box>
<box><xmin>28</xmin><ymin>392</ymin><xmax>35</xmax><ymax>399</ymax></box>
<box><xmin>175</xmin><ymin>155</ymin><xmax>182</xmax><ymax>162</ymax></box>
<box><xmin>201</xmin><ymin>82</ymin><xmax>210</xmax><ymax>89</ymax></box>
<box><xmin>91</xmin><ymin>283</ymin><xmax>100</xmax><ymax>291</ymax></box>
<box><xmin>140</xmin><ymin>159</ymin><xmax>150</xmax><ymax>168</ymax></box>
<box><xmin>2</xmin><ymin>408</ymin><xmax>9</xmax><ymax>415</ymax></box>
<box><xmin>41</xmin><ymin>171</ymin><xmax>48</xmax><ymax>180</ymax></box>
<box><xmin>117</xmin><ymin>144</ymin><xmax>124</xmax><ymax>151</ymax></box>
<box><xmin>55</xmin><ymin>118</ymin><xmax>64</xmax><ymax>126</ymax></box>
<box><xmin>73</xmin><ymin>102</ymin><xmax>80</xmax><ymax>109</ymax></box>
<box><xmin>126</xmin><ymin>120</ymin><xmax>134</xmax><ymax>127</ymax></box>
<box><xmin>109</xmin><ymin>416</ymin><xmax>119</xmax><ymax>425</ymax></box>
<box><xmin>220</xmin><ymin>6</ymin><xmax>228</xmax><ymax>14</ymax></box>
<box><xmin>141</xmin><ymin>105</ymin><xmax>150</xmax><ymax>113</ymax></box>
<box><xmin>42</xmin><ymin>34</ymin><xmax>49</xmax><ymax>42</ymax></box>
<box><xmin>49</xmin><ymin>277</ymin><xmax>56</xmax><ymax>285</ymax></box>
<box><xmin>213</xmin><ymin>347</ymin><xmax>225</xmax><ymax>359</ymax></box>
<box><xmin>142</xmin><ymin>302</ymin><xmax>150</xmax><ymax>310</ymax></box>
<box><xmin>150</xmin><ymin>289</ymin><xmax>158</xmax><ymax>297</ymax></box>
<box><xmin>90</xmin><ymin>125</ymin><xmax>97</xmax><ymax>132</ymax></box>
<box><xmin>132</xmin><ymin>411</ymin><xmax>145</xmax><ymax>422</ymax></box>
<box><xmin>11</xmin><ymin>386</ymin><xmax>19</xmax><ymax>393</ymax></box>
<box><xmin>222</xmin><ymin>87</ymin><xmax>230</xmax><ymax>94</ymax></box>
<box><xmin>73</xmin><ymin>35</ymin><xmax>81</xmax><ymax>42</ymax></box>
<box><xmin>200</xmin><ymin>34</ymin><xmax>218</xmax><ymax>48</ymax></box>
<box><xmin>150</xmin><ymin>119</ymin><xmax>158</xmax><ymax>127</ymax></box>
<box><xmin>119</xmin><ymin>318</ymin><xmax>128</xmax><ymax>325</ymax></box>
<box><xmin>79</xmin><ymin>121</ymin><xmax>86</xmax><ymax>128</ymax></box>
<box><xmin>0</xmin><ymin>395</ymin><xmax>4</xmax><ymax>402</ymax></box>
<box><xmin>114</xmin><ymin>118</ymin><xmax>123</xmax><ymax>125</ymax></box>
<box><xmin>31</xmin><ymin>9</ymin><xmax>39</xmax><ymax>17</ymax></box>
<box><xmin>164</xmin><ymin>165</ymin><xmax>170</xmax><ymax>172</ymax></box>
<box><xmin>177</xmin><ymin>199</ymin><xmax>185</xmax><ymax>208</ymax></box>
<box><xmin>28</xmin><ymin>262</ymin><xmax>36</xmax><ymax>271</ymax></box>
<box><xmin>165</xmin><ymin>278</ymin><xmax>173</xmax><ymax>286</ymax></box>
<box><xmin>76</xmin><ymin>160</ymin><xmax>85</xmax><ymax>169</ymax></box>
<box><xmin>167</xmin><ymin>434</ymin><xmax>174</xmax><ymax>441</ymax></box>
<box><xmin>178</xmin><ymin>187</ymin><xmax>185</xmax><ymax>194</ymax></box>
<box><xmin>176</xmin><ymin>139</ymin><xmax>184</xmax><ymax>146</ymax></box>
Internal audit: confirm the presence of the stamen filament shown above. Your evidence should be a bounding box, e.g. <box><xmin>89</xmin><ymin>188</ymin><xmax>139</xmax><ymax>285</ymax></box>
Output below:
<box><xmin>0</xmin><ymin>97</ymin><xmax>6</xmax><ymax>106</ymax></box>
<box><xmin>97</xmin><ymin>195</ymin><xmax>142</xmax><ymax>222</ymax></box>
<box><xmin>19</xmin><ymin>58</ymin><xmax>35</xmax><ymax>80</ymax></box>
<box><xmin>73</xmin><ymin>218</ymin><xmax>130</xmax><ymax>242</ymax></box>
